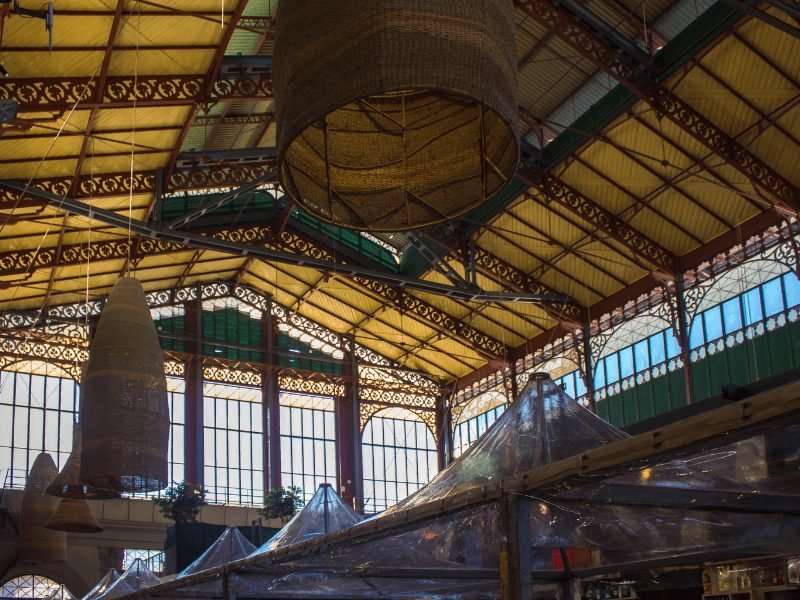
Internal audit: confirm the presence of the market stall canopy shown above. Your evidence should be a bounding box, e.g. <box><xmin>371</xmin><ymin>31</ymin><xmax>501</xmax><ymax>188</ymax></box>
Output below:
<box><xmin>81</xmin><ymin>570</ymin><xmax>119</xmax><ymax>600</ymax></box>
<box><xmin>178</xmin><ymin>527</ymin><xmax>256</xmax><ymax>577</ymax></box>
<box><xmin>95</xmin><ymin>559</ymin><xmax>161</xmax><ymax>600</ymax></box>
<box><xmin>256</xmin><ymin>483</ymin><xmax>362</xmax><ymax>554</ymax></box>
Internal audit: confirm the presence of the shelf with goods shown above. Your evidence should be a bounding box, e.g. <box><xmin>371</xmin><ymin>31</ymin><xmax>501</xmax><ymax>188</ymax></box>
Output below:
<box><xmin>703</xmin><ymin>557</ymin><xmax>800</xmax><ymax>600</ymax></box>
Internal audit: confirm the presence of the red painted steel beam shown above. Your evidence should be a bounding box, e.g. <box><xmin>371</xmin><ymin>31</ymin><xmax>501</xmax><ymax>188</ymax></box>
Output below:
<box><xmin>0</xmin><ymin>160</ymin><xmax>278</xmax><ymax>210</ymax></box>
<box><xmin>515</xmin><ymin>0</ymin><xmax>800</xmax><ymax>212</ymax></box>
<box><xmin>0</xmin><ymin>74</ymin><xmax>272</xmax><ymax>112</ymax></box>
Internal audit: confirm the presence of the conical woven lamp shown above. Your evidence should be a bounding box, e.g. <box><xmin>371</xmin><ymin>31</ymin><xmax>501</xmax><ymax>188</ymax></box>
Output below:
<box><xmin>49</xmin><ymin>421</ymin><xmax>118</xmax><ymax>500</ymax></box>
<box><xmin>46</xmin><ymin>498</ymin><xmax>103</xmax><ymax>533</ymax></box>
<box><xmin>19</xmin><ymin>453</ymin><xmax>66</xmax><ymax>562</ymax></box>
<box><xmin>274</xmin><ymin>0</ymin><xmax>519</xmax><ymax>231</ymax></box>
<box><xmin>80</xmin><ymin>277</ymin><xmax>170</xmax><ymax>494</ymax></box>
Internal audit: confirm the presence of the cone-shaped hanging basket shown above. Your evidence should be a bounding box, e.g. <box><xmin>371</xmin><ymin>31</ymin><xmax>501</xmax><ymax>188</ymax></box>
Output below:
<box><xmin>80</xmin><ymin>277</ymin><xmax>169</xmax><ymax>494</ymax></box>
<box><xmin>46</xmin><ymin>498</ymin><xmax>103</xmax><ymax>533</ymax></box>
<box><xmin>274</xmin><ymin>0</ymin><xmax>519</xmax><ymax>231</ymax></box>
<box><xmin>19</xmin><ymin>453</ymin><xmax>66</xmax><ymax>563</ymax></box>
<box><xmin>49</xmin><ymin>421</ymin><xmax>118</xmax><ymax>500</ymax></box>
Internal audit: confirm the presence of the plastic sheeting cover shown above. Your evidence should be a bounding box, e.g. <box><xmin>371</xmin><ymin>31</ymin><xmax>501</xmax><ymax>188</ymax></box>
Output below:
<box><xmin>81</xmin><ymin>570</ymin><xmax>119</xmax><ymax>600</ymax></box>
<box><xmin>95</xmin><ymin>559</ymin><xmax>161</xmax><ymax>600</ymax></box>
<box><xmin>256</xmin><ymin>483</ymin><xmax>362</xmax><ymax>554</ymax></box>
<box><xmin>179</xmin><ymin>527</ymin><xmax>256</xmax><ymax>577</ymax></box>
<box><xmin>388</xmin><ymin>374</ymin><xmax>627</xmax><ymax>511</ymax></box>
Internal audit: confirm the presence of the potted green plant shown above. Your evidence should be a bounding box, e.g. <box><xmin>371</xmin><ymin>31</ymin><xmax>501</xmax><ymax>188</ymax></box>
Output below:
<box><xmin>153</xmin><ymin>481</ymin><xmax>208</xmax><ymax>523</ymax></box>
<box><xmin>260</xmin><ymin>486</ymin><xmax>303</xmax><ymax>524</ymax></box>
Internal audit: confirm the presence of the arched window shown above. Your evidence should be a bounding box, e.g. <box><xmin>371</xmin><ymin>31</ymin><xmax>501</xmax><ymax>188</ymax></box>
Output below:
<box><xmin>1</xmin><ymin>576</ymin><xmax>72</xmax><ymax>599</ymax></box>
<box><xmin>362</xmin><ymin>408</ymin><xmax>437</xmax><ymax>514</ymax></box>
<box><xmin>452</xmin><ymin>390</ymin><xmax>507</xmax><ymax>457</ymax></box>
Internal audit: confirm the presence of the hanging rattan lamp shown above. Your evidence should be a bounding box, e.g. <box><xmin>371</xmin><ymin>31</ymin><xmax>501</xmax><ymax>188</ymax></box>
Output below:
<box><xmin>19</xmin><ymin>453</ymin><xmax>66</xmax><ymax>563</ymax></box>
<box><xmin>45</xmin><ymin>498</ymin><xmax>103</xmax><ymax>533</ymax></box>
<box><xmin>274</xmin><ymin>0</ymin><xmax>519</xmax><ymax>231</ymax></box>
<box><xmin>79</xmin><ymin>277</ymin><xmax>170</xmax><ymax>495</ymax></box>
<box><xmin>49</xmin><ymin>419</ymin><xmax>119</xmax><ymax>500</ymax></box>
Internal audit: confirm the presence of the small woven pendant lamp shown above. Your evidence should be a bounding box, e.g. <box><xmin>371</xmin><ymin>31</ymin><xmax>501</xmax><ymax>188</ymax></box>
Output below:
<box><xmin>19</xmin><ymin>453</ymin><xmax>66</xmax><ymax>562</ymax></box>
<box><xmin>274</xmin><ymin>0</ymin><xmax>519</xmax><ymax>231</ymax></box>
<box><xmin>46</xmin><ymin>498</ymin><xmax>103</xmax><ymax>533</ymax></box>
<box><xmin>49</xmin><ymin>419</ymin><xmax>119</xmax><ymax>500</ymax></box>
<box><xmin>79</xmin><ymin>277</ymin><xmax>170</xmax><ymax>495</ymax></box>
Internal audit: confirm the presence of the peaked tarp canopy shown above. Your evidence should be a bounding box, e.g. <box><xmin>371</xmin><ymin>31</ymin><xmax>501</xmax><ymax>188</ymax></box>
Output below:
<box><xmin>256</xmin><ymin>483</ymin><xmax>363</xmax><ymax>554</ymax></box>
<box><xmin>95</xmin><ymin>559</ymin><xmax>161</xmax><ymax>600</ymax></box>
<box><xmin>118</xmin><ymin>375</ymin><xmax>800</xmax><ymax>599</ymax></box>
<box><xmin>81</xmin><ymin>570</ymin><xmax>119</xmax><ymax>600</ymax></box>
<box><xmin>179</xmin><ymin>527</ymin><xmax>256</xmax><ymax>577</ymax></box>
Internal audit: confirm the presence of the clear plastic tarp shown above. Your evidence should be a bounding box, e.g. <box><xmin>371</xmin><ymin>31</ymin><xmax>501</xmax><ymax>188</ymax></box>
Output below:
<box><xmin>81</xmin><ymin>570</ymin><xmax>119</xmax><ymax>600</ymax></box>
<box><xmin>95</xmin><ymin>559</ymin><xmax>160</xmax><ymax>600</ymax></box>
<box><xmin>178</xmin><ymin>526</ymin><xmax>256</xmax><ymax>577</ymax></box>
<box><xmin>122</xmin><ymin>375</ymin><xmax>800</xmax><ymax>600</ymax></box>
<box><xmin>255</xmin><ymin>483</ymin><xmax>362</xmax><ymax>553</ymax></box>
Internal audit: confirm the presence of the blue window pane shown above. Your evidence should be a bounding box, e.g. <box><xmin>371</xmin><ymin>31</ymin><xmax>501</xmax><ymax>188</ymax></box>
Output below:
<box><xmin>594</xmin><ymin>359</ymin><xmax>606</xmax><ymax>388</ymax></box>
<box><xmin>649</xmin><ymin>333</ymin><xmax>665</xmax><ymax>365</ymax></box>
<box><xmin>605</xmin><ymin>355</ymin><xmax>620</xmax><ymax>384</ymax></box>
<box><xmin>703</xmin><ymin>306</ymin><xmax>723</xmax><ymax>342</ymax></box>
<box><xmin>688</xmin><ymin>320</ymin><xmax>704</xmax><ymax>349</ymax></box>
<box><xmin>619</xmin><ymin>347</ymin><xmax>634</xmax><ymax>379</ymax></box>
<box><xmin>783</xmin><ymin>272</ymin><xmax>800</xmax><ymax>308</ymax></box>
<box><xmin>633</xmin><ymin>340</ymin><xmax>649</xmax><ymax>372</ymax></box>
<box><xmin>562</xmin><ymin>374</ymin><xmax>576</xmax><ymax>398</ymax></box>
<box><xmin>666</xmin><ymin>332</ymin><xmax>681</xmax><ymax>358</ymax></box>
<box><xmin>575</xmin><ymin>375</ymin><xmax>587</xmax><ymax>398</ymax></box>
<box><xmin>743</xmin><ymin>288</ymin><xmax>763</xmax><ymax>325</ymax></box>
<box><xmin>722</xmin><ymin>298</ymin><xmax>743</xmax><ymax>334</ymax></box>
<box><xmin>762</xmin><ymin>277</ymin><xmax>784</xmax><ymax>317</ymax></box>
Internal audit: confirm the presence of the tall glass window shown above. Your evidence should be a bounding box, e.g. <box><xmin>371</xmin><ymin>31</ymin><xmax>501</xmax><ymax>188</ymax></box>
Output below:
<box><xmin>1</xmin><ymin>575</ymin><xmax>71</xmax><ymax>599</ymax></box>
<box><xmin>279</xmin><ymin>392</ymin><xmax>337</xmax><ymax>503</ymax></box>
<box><xmin>452</xmin><ymin>390</ymin><xmax>507</xmax><ymax>457</ymax></box>
<box><xmin>166</xmin><ymin>377</ymin><xmax>186</xmax><ymax>486</ymax></box>
<box><xmin>202</xmin><ymin>382</ymin><xmax>264</xmax><ymax>505</ymax></box>
<box><xmin>0</xmin><ymin>363</ymin><xmax>78</xmax><ymax>489</ymax></box>
<box><xmin>362</xmin><ymin>408</ymin><xmax>437</xmax><ymax>514</ymax></box>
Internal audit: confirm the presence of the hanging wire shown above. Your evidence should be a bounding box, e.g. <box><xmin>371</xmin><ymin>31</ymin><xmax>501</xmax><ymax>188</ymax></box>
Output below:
<box><xmin>127</xmin><ymin>1</ymin><xmax>142</xmax><ymax>277</ymax></box>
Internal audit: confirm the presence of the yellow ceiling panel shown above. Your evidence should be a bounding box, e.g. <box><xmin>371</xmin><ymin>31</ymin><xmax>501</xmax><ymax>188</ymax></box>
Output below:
<box><xmin>0</xmin><ymin>135</ymin><xmax>85</xmax><ymax>163</ymax></box>
<box><xmin>114</xmin><ymin>15</ymin><xmax>231</xmax><ymax>47</ymax></box>
<box><xmin>93</xmin><ymin>106</ymin><xmax>192</xmax><ymax>130</ymax></box>
<box><xmin>107</xmin><ymin>49</ymin><xmax>218</xmax><ymax>77</ymax></box>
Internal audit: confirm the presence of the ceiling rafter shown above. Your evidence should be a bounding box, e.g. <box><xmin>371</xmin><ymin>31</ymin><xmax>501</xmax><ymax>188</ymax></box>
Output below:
<box><xmin>518</xmin><ymin>168</ymin><xmax>677</xmax><ymax>274</ymax></box>
<box><xmin>515</xmin><ymin>0</ymin><xmax>800</xmax><ymax>212</ymax></box>
<box><xmin>241</xmin><ymin>268</ymin><xmax>468</xmax><ymax>380</ymax></box>
<box><xmin>423</xmin><ymin>224</ymin><xmax>585</xmax><ymax>326</ymax></box>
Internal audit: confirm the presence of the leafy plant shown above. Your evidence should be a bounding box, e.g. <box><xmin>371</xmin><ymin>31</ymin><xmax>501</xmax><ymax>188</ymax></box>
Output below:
<box><xmin>260</xmin><ymin>486</ymin><xmax>303</xmax><ymax>523</ymax></box>
<box><xmin>153</xmin><ymin>481</ymin><xmax>208</xmax><ymax>523</ymax></box>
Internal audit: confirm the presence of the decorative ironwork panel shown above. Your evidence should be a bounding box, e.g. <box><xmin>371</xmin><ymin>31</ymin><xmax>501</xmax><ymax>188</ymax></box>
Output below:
<box><xmin>1</xmin><ymin>75</ymin><xmax>272</xmax><ymax>111</ymax></box>
<box><xmin>536</xmin><ymin>175</ymin><xmax>675</xmax><ymax>270</ymax></box>
<box><xmin>278</xmin><ymin>374</ymin><xmax>344</xmax><ymax>397</ymax></box>
<box><xmin>279</xmin><ymin>230</ymin><xmax>508</xmax><ymax>358</ymax></box>
<box><xmin>203</xmin><ymin>364</ymin><xmax>262</xmax><ymax>387</ymax></box>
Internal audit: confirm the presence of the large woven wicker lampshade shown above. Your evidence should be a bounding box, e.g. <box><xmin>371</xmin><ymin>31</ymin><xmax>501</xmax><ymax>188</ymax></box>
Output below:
<box><xmin>274</xmin><ymin>0</ymin><xmax>519</xmax><ymax>231</ymax></box>
<box><xmin>79</xmin><ymin>277</ymin><xmax>169</xmax><ymax>494</ymax></box>
<box><xmin>46</xmin><ymin>498</ymin><xmax>103</xmax><ymax>533</ymax></box>
<box><xmin>19</xmin><ymin>453</ymin><xmax>66</xmax><ymax>563</ymax></box>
